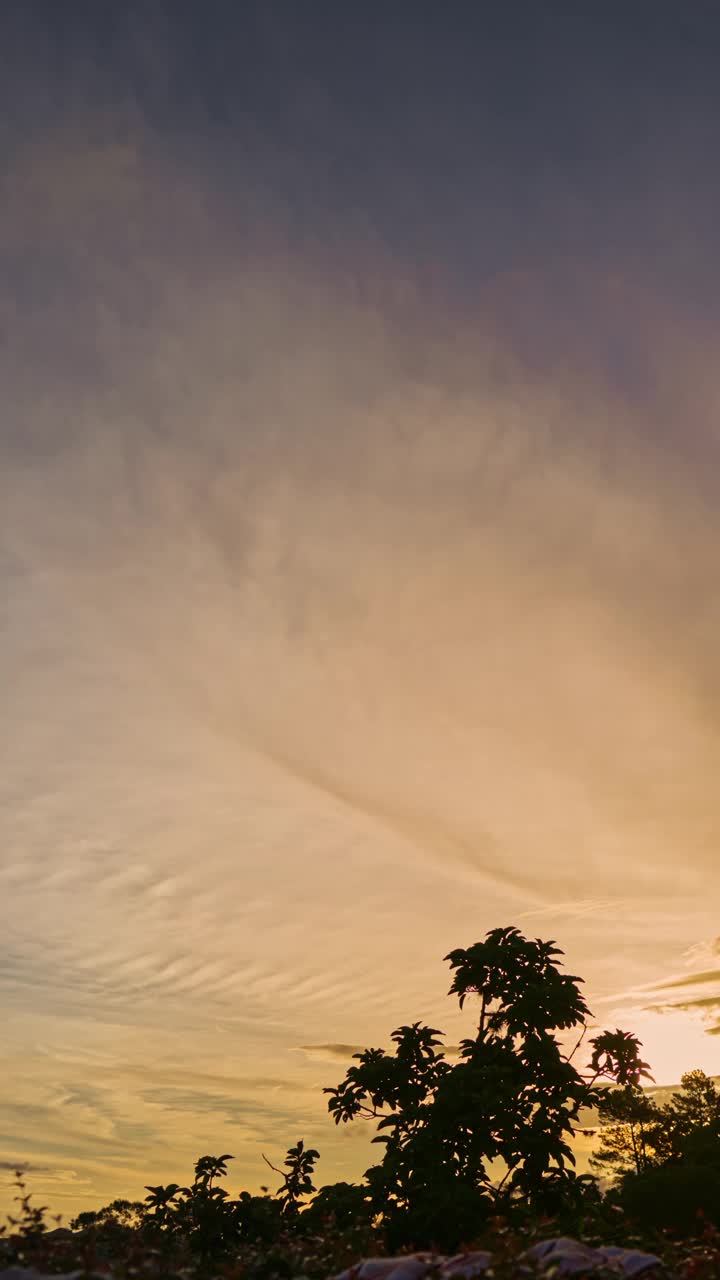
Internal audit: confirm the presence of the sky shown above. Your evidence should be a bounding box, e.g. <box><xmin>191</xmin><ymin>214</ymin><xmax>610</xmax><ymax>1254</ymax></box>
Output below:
<box><xmin>2</xmin><ymin>0</ymin><xmax>720</xmax><ymax>1220</ymax></box>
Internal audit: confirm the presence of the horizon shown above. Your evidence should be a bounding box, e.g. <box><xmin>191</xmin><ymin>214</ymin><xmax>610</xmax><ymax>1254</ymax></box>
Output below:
<box><xmin>2</xmin><ymin>1</ymin><xmax>720</xmax><ymax>1221</ymax></box>
<box><xmin>4</xmin><ymin>1022</ymin><xmax>720</xmax><ymax>1223</ymax></box>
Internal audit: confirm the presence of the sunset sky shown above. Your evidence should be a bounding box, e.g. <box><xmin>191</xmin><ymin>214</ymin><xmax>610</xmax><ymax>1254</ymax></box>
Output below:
<box><xmin>2</xmin><ymin>1</ymin><xmax>720</xmax><ymax>1221</ymax></box>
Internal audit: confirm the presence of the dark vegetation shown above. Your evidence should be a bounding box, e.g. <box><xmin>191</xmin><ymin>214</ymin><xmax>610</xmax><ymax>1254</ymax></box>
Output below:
<box><xmin>3</xmin><ymin>927</ymin><xmax>720</xmax><ymax>1277</ymax></box>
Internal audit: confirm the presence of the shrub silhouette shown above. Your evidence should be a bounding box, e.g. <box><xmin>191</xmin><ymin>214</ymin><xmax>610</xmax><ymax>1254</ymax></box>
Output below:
<box><xmin>262</xmin><ymin>1140</ymin><xmax>319</xmax><ymax>1218</ymax></box>
<box><xmin>299</xmin><ymin>1180</ymin><xmax>372</xmax><ymax>1232</ymax></box>
<box><xmin>618</xmin><ymin>1162</ymin><xmax>720</xmax><ymax>1234</ymax></box>
<box><xmin>234</xmin><ymin>1190</ymin><xmax>283</xmax><ymax>1244</ymax></box>
<box><xmin>137</xmin><ymin>1149</ymin><xmax>308</xmax><ymax>1260</ymax></box>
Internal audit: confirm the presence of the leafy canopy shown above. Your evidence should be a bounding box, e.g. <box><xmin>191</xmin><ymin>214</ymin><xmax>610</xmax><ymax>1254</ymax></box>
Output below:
<box><xmin>326</xmin><ymin>925</ymin><xmax>653</xmax><ymax>1244</ymax></box>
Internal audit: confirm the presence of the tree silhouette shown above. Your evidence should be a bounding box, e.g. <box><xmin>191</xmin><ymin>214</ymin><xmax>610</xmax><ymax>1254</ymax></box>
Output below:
<box><xmin>659</xmin><ymin>1069</ymin><xmax>720</xmax><ymax>1163</ymax></box>
<box><xmin>592</xmin><ymin>1069</ymin><xmax>720</xmax><ymax>1187</ymax></box>
<box><xmin>588</xmin><ymin>1084</ymin><xmax>659</xmax><ymax>1179</ymax></box>
<box><xmin>326</xmin><ymin>926</ymin><xmax>653</xmax><ymax>1247</ymax></box>
<box><xmin>70</xmin><ymin>1198</ymin><xmax>145</xmax><ymax>1238</ymax></box>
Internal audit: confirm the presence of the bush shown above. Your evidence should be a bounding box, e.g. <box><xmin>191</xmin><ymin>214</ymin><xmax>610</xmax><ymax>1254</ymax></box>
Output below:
<box><xmin>618</xmin><ymin>1163</ymin><xmax>720</xmax><ymax>1235</ymax></box>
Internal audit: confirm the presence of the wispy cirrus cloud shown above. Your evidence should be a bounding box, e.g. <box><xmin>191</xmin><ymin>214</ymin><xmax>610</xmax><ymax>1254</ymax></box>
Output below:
<box><xmin>648</xmin><ymin>969</ymin><xmax>720</xmax><ymax>992</ymax></box>
<box><xmin>638</xmin><ymin>961</ymin><xmax>720</xmax><ymax>1036</ymax></box>
<box><xmin>3</xmin><ymin>9</ymin><xmax>720</xmax><ymax>1217</ymax></box>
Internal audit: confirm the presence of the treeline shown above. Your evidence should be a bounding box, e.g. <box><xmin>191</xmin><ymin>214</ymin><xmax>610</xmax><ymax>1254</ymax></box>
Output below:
<box><xmin>21</xmin><ymin>928</ymin><xmax>720</xmax><ymax>1263</ymax></box>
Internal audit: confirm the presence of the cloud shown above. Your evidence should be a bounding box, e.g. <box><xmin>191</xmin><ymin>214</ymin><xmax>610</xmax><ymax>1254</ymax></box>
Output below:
<box><xmin>0</xmin><ymin>1160</ymin><xmax>49</xmax><ymax>1173</ymax></box>
<box><xmin>517</xmin><ymin>899</ymin><xmax>630</xmax><ymax>922</ymax></box>
<box><xmin>591</xmin><ymin>947</ymin><xmax>720</xmax><ymax>1075</ymax></box>
<box><xmin>298</xmin><ymin>1042</ymin><xmax>466</xmax><ymax>1063</ymax></box>
<box><xmin>3</xmin><ymin>77</ymin><xmax>720</xmax><ymax>1217</ymax></box>
<box><xmin>681</xmin><ymin>937</ymin><xmax>720</xmax><ymax>966</ymax></box>
<box><xmin>647</xmin><ymin>996</ymin><xmax>720</xmax><ymax>1014</ymax></box>
<box><xmin>643</xmin><ymin>987</ymin><xmax>720</xmax><ymax>1037</ymax></box>
<box><xmin>638</xmin><ymin>958</ymin><xmax>720</xmax><ymax>1034</ymax></box>
<box><xmin>650</xmin><ymin>968</ymin><xmax>720</xmax><ymax>991</ymax></box>
<box><xmin>296</xmin><ymin>1045</ymin><xmax>366</xmax><ymax>1062</ymax></box>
